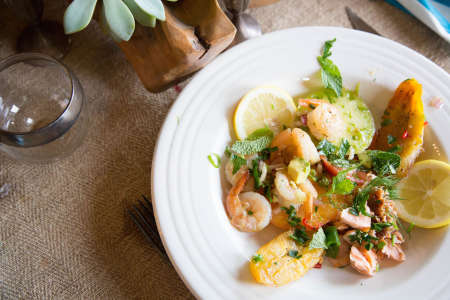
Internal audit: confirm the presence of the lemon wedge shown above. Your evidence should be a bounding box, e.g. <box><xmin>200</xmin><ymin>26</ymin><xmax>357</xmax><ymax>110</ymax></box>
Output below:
<box><xmin>396</xmin><ymin>160</ymin><xmax>450</xmax><ymax>228</ymax></box>
<box><xmin>233</xmin><ymin>86</ymin><xmax>297</xmax><ymax>140</ymax></box>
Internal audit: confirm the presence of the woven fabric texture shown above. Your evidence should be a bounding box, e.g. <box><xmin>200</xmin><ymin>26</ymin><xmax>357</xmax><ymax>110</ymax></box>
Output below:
<box><xmin>0</xmin><ymin>0</ymin><xmax>448</xmax><ymax>298</ymax></box>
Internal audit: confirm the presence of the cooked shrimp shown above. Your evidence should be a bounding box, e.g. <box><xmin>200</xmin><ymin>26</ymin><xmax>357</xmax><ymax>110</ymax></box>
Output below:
<box><xmin>349</xmin><ymin>245</ymin><xmax>378</xmax><ymax>276</ymax></box>
<box><xmin>274</xmin><ymin>170</ymin><xmax>306</xmax><ymax>207</ymax></box>
<box><xmin>226</xmin><ymin>172</ymin><xmax>271</xmax><ymax>232</ymax></box>
<box><xmin>307</xmin><ymin>103</ymin><xmax>346</xmax><ymax>143</ymax></box>
<box><xmin>270</xmin><ymin>128</ymin><xmax>320</xmax><ymax>164</ymax></box>
<box><xmin>298</xmin><ymin>178</ymin><xmax>318</xmax><ymax>221</ymax></box>
<box><xmin>339</xmin><ymin>208</ymin><xmax>371</xmax><ymax>231</ymax></box>
<box><xmin>224</xmin><ymin>159</ymin><xmax>254</xmax><ymax>191</ymax></box>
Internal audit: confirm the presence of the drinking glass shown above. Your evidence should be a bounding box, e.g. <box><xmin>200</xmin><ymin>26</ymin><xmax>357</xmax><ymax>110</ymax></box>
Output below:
<box><xmin>0</xmin><ymin>53</ymin><xmax>88</xmax><ymax>162</ymax></box>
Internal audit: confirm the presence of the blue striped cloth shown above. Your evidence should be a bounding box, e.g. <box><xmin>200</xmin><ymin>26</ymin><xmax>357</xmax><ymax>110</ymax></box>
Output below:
<box><xmin>385</xmin><ymin>0</ymin><xmax>450</xmax><ymax>42</ymax></box>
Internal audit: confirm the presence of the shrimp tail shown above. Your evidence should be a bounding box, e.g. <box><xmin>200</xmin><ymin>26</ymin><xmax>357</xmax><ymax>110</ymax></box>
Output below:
<box><xmin>226</xmin><ymin>171</ymin><xmax>249</xmax><ymax>218</ymax></box>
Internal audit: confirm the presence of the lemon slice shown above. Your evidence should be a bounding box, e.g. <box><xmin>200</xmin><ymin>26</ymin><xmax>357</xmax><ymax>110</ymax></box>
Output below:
<box><xmin>233</xmin><ymin>86</ymin><xmax>297</xmax><ymax>140</ymax></box>
<box><xmin>396</xmin><ymin>160</ymin><xmax>450</xmax><ymax>228</ymax></box>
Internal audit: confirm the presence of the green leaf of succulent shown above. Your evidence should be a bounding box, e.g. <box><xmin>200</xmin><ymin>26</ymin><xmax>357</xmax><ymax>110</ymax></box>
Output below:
<box><xmin>134</xmin><ymin>0</ymin><xmax>165</xmax><ymax>21</ymax></box>
<box><xmin>102</xmin><ymin>0</ymin><xmax>135</xmax><ymax>42</ymax></box>
<box><xmin>63</xmin><ymin>0</ymin><xmax>98</xmax><ymax>34</ymax></box>
<box><xmin>123</xmin><ymin>0</ymin><xmax>156</xmax><ymax>27</ymax></box>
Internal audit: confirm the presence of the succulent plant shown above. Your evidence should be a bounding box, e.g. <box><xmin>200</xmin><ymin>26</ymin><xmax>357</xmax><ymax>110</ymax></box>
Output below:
<box><xmin>63</xmin><ymin>0</ymin><xmax>177</xmax><ymax>42</ymax></box>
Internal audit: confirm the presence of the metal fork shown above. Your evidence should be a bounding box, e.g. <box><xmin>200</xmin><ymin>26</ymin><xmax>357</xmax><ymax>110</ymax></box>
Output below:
<box><xmin>129</xmin><ymin>195</ymin><xmax>170</xmax><ymax>262</ymax></box>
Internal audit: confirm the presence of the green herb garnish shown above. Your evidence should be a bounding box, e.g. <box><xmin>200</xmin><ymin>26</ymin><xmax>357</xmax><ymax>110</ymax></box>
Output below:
<box><xmin>324</xmin><ymin>226</ymin><xmax>341</xmax><ymax>258</ymax></box>
<box><xmin>362</xmin><ymin>150</ymin><xmax>401</xmax><ymax>176</ymax></box>
<box><xmin>230</xmin><ymin>153</ymin><xmax>246</xmax><ymax>174</ymax></box>
<box><xmin>252</xmin><ymin>254</ymin><xmax>263</xmax><ymax>263</ymax></box>
<box><xmin>371</xmin><ymin>222</ymin><xmax>393</xmax><ymax>232</ymax></box>
<box><xmin>290</xmin><ymin>227</ymin><xmax>310</xmax><ymax>245</ymax></box>
<box><xmin>377</xmin><ymin>241</ymin><xmax>386</xmax><ymax>250</ymax></box>
<box><xmin>329</xmin><ymin>167</ymin><xmax>357</xmax><ymax>195</ymax></box>
<box><xmin>317</xmin><ymin>38</ymin><xmax>342</xmax><ymax>101</ymax></box>
<box><xmin>387</xmin><ymin>135</ymin><xmax>397</xmax><ymax>144</ymax></box>
<box><xmin>207</xmin><ymin>153</ymin><xmax>221</xmax><ymax>168</ymax></box>
<box><xmin>352</xmin><ymin>176</ymin><xmax>400</xmax><ymax>216</ymax></box>
<box><xmin>309</xmin><ymin>227</ymin><xmax>328</xmax><ymax>249</ymax></box>
<box><xmin>387</xmin><ymin>145</ymin><xmax>402</xmax><ymax>153</ymax></box>
<box><xmin>281</xmin><ymin>205</ymin><xmax>302</xmax><ymax>227</ymax></box>
<box><xmin>287</xmin><ymin>249</ymin><xmax>302</xmax><ymax>259</ymax></box>
<box><xmin>407</xmin><ymin>223</ymin><xmax>415</xmax><ymax>234</ymax></box>
<box><xmin>247</xmin><ymin>210</ymin><xmax>254</xmax><ymax>215</ymax></box>
<box><xmin>381</xmin><ymin>119</ymin><xmax>393</xmax><ymax>127</ymax></box>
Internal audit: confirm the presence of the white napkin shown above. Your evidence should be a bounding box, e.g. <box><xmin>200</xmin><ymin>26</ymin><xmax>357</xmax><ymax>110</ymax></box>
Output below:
<box><xmin>386</xmin><ymin>0</ymin><xmax>450</xmax><ymax>42</ymax></box>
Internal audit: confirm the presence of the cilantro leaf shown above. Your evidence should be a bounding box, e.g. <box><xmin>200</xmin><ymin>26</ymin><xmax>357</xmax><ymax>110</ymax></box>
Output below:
<box><xmin>363</xmin><ymin>150</ymin><xmax>401</xmax><ymax>176</ymax></box>
<box><xmin>287</xmin><ymin>249</ymin><xmax>302</xmax><ymax>259</ymax></box>
<box><xmin>309</xmin><ymin>227</ymin><xmax>328</xmax><ymax>249</ymax></box>
<box><xmin>290</xmin><ymin>227</ymin><xmax>310</xmax><ymax>245</ymax></box>
<box><xmin>317</xmin><ymin>38</ymin><xmax>342</xmax><ymax>99</ymax></box>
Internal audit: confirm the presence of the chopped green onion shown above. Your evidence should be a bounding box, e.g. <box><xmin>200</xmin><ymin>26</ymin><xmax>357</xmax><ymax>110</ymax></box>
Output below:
<box><xmin>207</xmin><ymin>153</ymin><xmax>221</xmax><ymax>168</ymax></box>
<box><xmin>407</xmin><ymin>223</ymin><xmax>415</xmax><ymax>234</ymax></box>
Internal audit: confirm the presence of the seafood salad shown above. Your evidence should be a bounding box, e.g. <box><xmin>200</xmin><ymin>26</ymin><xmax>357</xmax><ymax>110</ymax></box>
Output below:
<box><xmin>208</xmin><ymin>39</ymin><xmax>450</xmax><ymax>287</ymax></box>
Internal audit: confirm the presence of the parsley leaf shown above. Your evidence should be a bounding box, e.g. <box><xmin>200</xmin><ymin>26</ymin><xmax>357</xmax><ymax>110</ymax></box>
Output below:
<box><xmin>281</xmin><ymin>205</ymin><xmax>302</xmax><ymax>227</ymax></box>
<box><xmin>317</xmin><ymin>38</ymin><xmax>342</xmax><ymax>100</ymax></box>
<box><xmin>329</xmin><ymin>167</ymin><xmax>357</xmax><ymax>195</ymax></box>
<box><xmin>353</xmin><ymin>176</ymin><xmax>400</xmax><ymax>216</ymax></box>
<box><xmin>309</xmin><ymin>227</ymin><xmax>328</xmax><ymax>249</ymax></box>
<box><xmin>336</xmin><ymin>138</ymin><xmax>350</xmax><ymax>159</ymax></box>
<box><xmin>363</xmin><ymin>150</ymin><xmax>401</xmax><ymax>176</ymax></box>
<box><xmin>349</xmin><ymin>230</ymin><xmax>378</xmax><ymax>245</ymax></box>
<box><xmin>252</xmin><ymin>254</ymin><xmax>263</xmax><ymax>263</ymax></box>
<box><xmin>287</xmin><ymin>249</ymin><xmax>302</xmax><ymax>259</ymax></box>
<box><xmin>290</xmin><ymin>228</ymin><xmax>310</xmax><ymax>245</ymax></box>
<box><xmin>317</xmin><ymin>139</ymin><xmax>337</xmax><ymax>158</ymax></box>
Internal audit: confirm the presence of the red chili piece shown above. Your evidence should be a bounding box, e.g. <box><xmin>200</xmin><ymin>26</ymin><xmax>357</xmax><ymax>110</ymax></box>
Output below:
<box><xmin>401</xmin><ymin>130</ymin><xmax>408</xmax><ymax>139</ymax></box>
<box><xmin>313</xmin><ymin>263</ymin><xmax>322</xmax><ymax>269</ymax></box>
<box><xmin>424</xmin><ymin>121</ymin><xmax>428</xmax><ymax>126</ymax></box>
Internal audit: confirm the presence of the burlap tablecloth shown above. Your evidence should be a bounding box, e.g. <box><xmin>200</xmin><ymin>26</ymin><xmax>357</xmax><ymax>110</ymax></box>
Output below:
<box><xmin>0</xmin><ymin>0</ymin><xmax>448</xmax><ymax>298</ymax></box>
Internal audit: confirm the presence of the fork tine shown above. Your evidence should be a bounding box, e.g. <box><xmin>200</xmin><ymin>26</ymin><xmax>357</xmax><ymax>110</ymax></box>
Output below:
<box><xmin>129</xmin><ymin>209</ymin><xmax>156</xmax><ymax>245</ymax></box>
<box><xmin>131</xmin><ymin>205</ymin><xmax>168</xmax><ymax>259</ymax></box>
<box><xmin>137</xmin><ymin>199</ymin><xmax>159</xmax><ymax>233</ymax></box>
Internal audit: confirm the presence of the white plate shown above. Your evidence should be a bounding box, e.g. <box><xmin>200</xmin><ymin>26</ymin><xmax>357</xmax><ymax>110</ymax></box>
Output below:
<box><xmin>152</xmin><ymin>27</ymin><xmax>450</xmax><ymax>300</ymax></box>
